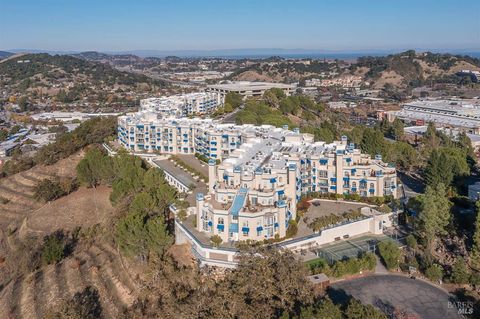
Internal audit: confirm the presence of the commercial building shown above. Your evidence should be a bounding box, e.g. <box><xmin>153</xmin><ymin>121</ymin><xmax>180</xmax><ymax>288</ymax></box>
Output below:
<box><xmin>30</xmin><ymin>112</ymin><xmax>119</xmax><ymax>122</ymax></box>
<box><xmin>404</xmin><ymin>125</ymin><xmax>480</xmax><ymax>151</ymax></box>
<box><xmin>387</xmin><ymin>99</ymin><xmax>480</xmax><ymax>134</ymax></box>
<box><xmin>139</xmin><ymin>92</ymin><xmax>221</xmax><ymax>117</ymax></box>
<box><xmin>207</xmin><ymin>81</ymin><xmax>296</xmax><ymax>100</ymax></box>
<box><xmin>456</xmin><ymin>70</ymin><xmax>480</xmax><ymax>83</ymax></box>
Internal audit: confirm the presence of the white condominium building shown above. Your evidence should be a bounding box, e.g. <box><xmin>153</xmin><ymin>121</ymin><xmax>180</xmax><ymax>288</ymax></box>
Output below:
<box><xmin>195</xmin><ymin>128</ymin><xmax>397</xmax><ymax>242</ymax></box>
<box><xmin>118</xmin><ymin>114</ymin><xmax>244</xmax><ymax>157</ymax></box>
<box><xmin>140</xmin><ymin>92</ymin><xmax>221</xmax><ymax>117</ymax></box>
<box><xmin>117</xmin><ymin>99</ymin><xmax>397</xmax><ymax>243</ymax></box>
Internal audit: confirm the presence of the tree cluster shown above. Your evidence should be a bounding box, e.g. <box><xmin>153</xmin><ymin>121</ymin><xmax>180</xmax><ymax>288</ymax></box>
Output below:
<box><xmin>1</xmin><ymin>117</ymin><xmax>117</xmax><ymax>177</ymax></box>
<box><xmin>77</xmin><ymin>148</ymin><xmax>177</xmax><ymax>261</ymax></box>
<box><xmin>307</xmin><ymin>252</ymin><xmax>377</xmax><ymax>278</ymax></box>
<box><xmin>33</xmin><ymin>176</ymin><xmax>78</xmax><ymax>202</ymax></box>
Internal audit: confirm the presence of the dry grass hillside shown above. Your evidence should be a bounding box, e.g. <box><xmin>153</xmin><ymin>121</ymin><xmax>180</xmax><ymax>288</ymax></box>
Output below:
<box><xmin>230</xmin><ymin>51</ymin><xmax>480</xmax><ymax>89</ymax></box>
<box><xmin>0</xmin><ymin>152</ymin><xmax>143</xmax><ymax>319</ymax></box>
<box><xmin>0</xmin><ymin>240</ymin><xmax>138</xmax><ymax>319</ymax></box>
<box><xmin>0</xmin><ymin>152</ymin><xmax>83</xmax><ymax>230</ymax></box>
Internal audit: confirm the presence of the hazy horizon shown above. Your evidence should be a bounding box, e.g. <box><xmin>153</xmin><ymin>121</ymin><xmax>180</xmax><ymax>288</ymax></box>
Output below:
<box><xmin>1</xmin><ymin>0</ymin><xmax>479</xmax><ymax>53</ymax></box>
<box><xmin>2</xmin><ymin>47</ymin><xmax>480</xmax><ymax>59</ymax></box>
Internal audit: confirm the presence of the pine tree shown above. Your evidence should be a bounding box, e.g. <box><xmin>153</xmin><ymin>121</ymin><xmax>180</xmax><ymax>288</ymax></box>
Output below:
<box><xmin>316</xmin><ymin>298</ymin><xmax>342</xmax><ymax>319</ymax></box>
<box><xmin>417</xmin><ymin>183</ymin><xmax>452</xmax><ymax>249</ymax></box>
<box><xmin>471</xmin><ymin>201</ymin><xmax>480</xmax><ymax>268</ymax></box>
<box><xmin>391</xmin><ymin>118</ymin><xmax>404</xmax><ymax>140</ymax></box>
<box><xmin>451</xmin><ymin>257</ymin><xmax>470</xmax><ymax>284</ymax></box>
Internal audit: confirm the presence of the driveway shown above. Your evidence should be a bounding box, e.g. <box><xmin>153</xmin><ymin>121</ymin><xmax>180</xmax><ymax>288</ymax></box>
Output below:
<box><xmin>329</xmin><ymin>274</ymin><xmax>462</xmax><ymax>319</ymax></box>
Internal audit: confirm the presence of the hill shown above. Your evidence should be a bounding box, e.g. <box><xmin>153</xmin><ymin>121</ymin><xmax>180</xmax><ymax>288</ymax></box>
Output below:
<box><xmin>0</xmin><ymin>152</ymin><xmax>139</xmax><ymax>319</ymax></box>
<box><xmin>353</xmin><ymin>50</ymin><xmax>480</xmax><ymax>88</ymax></box>
<box><xmin>229</xmin><ymin>50</ymin><xmax>480</xmax><ymax>89</ymax></box>
<box><xmin>229</xmin><ymin>58</ymin><xmax>345</xmax><ymax>83</ymax></box>
<box><xmin>0</xmin><ymin>53</ymin><xmax>168</xmax><ymax>107</ymax></box>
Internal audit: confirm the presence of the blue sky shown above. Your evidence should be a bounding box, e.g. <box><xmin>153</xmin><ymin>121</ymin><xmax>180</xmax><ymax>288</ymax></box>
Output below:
<box><xmin>1</xmin><ymin>0</ymin><xmax>479</xmax><ymax>52</ymax></box>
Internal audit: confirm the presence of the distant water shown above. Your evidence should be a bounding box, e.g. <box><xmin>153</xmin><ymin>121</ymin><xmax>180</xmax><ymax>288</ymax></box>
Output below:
<box><xmin>212</xmin><ymin>52</ymin><xmax>480</xmax><ymax>60</ymax></box>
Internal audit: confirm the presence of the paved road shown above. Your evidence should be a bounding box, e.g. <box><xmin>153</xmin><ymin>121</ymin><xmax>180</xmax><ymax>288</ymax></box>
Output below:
<box><xmin>330</xmin><ymin>274</ymin><xmax>462</xmax><ymax>319</ymax></box>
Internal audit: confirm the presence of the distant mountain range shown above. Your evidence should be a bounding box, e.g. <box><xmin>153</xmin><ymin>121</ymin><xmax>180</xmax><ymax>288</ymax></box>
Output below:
<box><xmin>3</xmin><ymin>48</ymin><xmax>480</xmax><ymax>59</ymax></box>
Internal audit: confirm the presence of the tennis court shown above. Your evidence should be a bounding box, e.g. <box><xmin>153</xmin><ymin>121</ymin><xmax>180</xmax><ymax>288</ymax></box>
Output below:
<box><xmin>314</xmin><ymin>234</ymin><xmax>398</xmax><ymax>264</ymax></box>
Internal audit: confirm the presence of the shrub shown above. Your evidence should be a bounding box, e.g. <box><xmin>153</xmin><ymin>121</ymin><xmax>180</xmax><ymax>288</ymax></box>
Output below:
<box><xmin>44</xmin><ymin>286</ymin><xmax>102</xmax><ymax>319</ymax></box>
<box><xmin>286</xmin><ymin>219</ymin><xmax>298</xmax><ymax>238</ymax></box>
<box><xmin>33</xmin><ymin>177</ymin><xmax>77</xmax><ymax>202</ymax></box>
<box><xmin>177</xmin><ymin>209</ymin><xmax>187</xmax><ymax>222</ymax></box>
<box><xmin>377</xmin><ymin>241</ymin><xmax>400</xmax><ymax>270</ymax></box>
<box><xmin>345</xmin><ymin>298</ymin><xmax>387</xmax><ymax>319</ymax></box>
<box><xmin>41</xmin><ymin>232</ymin><xmax>67</xmax><ymax>265</ymax></box>
<box><xmin>405</xmin><ymin>234</ymin><xmax>417</xmax><ymax>249</ymax></box>
<box><xmin>34</xmin><ymin>179</ymin><xmax>65</xmax><ymax>202</ymax></box>
<box><xmin>425</xmin><ymin>264</ymin><xmax>443</xmax><ymax>282</ymax></box>
<box><xmin>308</xmin><ymin>253</ymin><xmax>376</xmax><ymax>277</ymax></box>
<box><xmin>210</xmin><ymin>235</ymin><xmax>223</xmax><ymax>247</ymax></box>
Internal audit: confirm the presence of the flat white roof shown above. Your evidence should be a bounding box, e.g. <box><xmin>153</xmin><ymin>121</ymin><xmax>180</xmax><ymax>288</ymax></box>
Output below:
<box><xmin>208</xmin><ymin>81</ymin><xmax>295</xmax><ymax>91</ymax></box>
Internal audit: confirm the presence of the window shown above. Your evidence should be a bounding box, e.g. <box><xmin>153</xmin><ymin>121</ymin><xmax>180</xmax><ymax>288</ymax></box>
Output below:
<box><xmin>370</xmin><ymin>183</ymin><xmax>375</xmax><ymax>189</ymax></box>
<box><xmin>242</xmin><ymin>221</ymin><xmax>249</xmax><ymax>236</ymax></box>
<box><xmin>218</xmin><ymin>218</ymin><xmax>224</xmax><ymax>224</ymax></box>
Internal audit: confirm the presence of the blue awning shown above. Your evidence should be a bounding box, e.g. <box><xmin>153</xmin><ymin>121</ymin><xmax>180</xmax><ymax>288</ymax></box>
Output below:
<box><xmin>217</xmin><ymin>224</ymin><xmax>224</xmax><ymax>231</ymax></box>
<box><xmin>277</xmin><ymin>190</ymin><xmax>285</xmax><ymax>195</ymax></box>
<box><xmin>274</xmin><ymin>222</ymin><xmax>279</xmax><ymax>228</ymax></box>
<box><xmin>369</xmin><ymin>189</ymin><xmax>375</xmax><ymax>193</ymax></box>
<box><xmin>229</xmin><ymin>223</ymin><xmax>239</xmax><ymax>233</ymax></box>
<box><xmin>241</xmin><ymin>227</ymin><xmax>249</xmax><ymax>233</ymax></box>
<box><xmin>351</xmin><ymin>168</ymin><xmax>357</xmax><ymax>174</ymax></box>
<box><xmin>346</xmin><ymin>158</ymin><xmax>352</xmax><ymax>163</ymax></box>
<box><xmin>270</xmin><ymin>178</ymin><xmax>277</xmax><ymax>183</ymax></box>
<box><xmin>223</xmin><ymin>174</ymin><xmax>228</xmax><ymax>180</ymax></box>
<box><xmin>343</xmin><ymin>177</ymin><xmax>349</xmax><ymax>181</ymax></box>
<box><xmin>320</xmin><ymin>159</ymin><xmax>328</xmax><ymax>165</ymax></box>
<box><xmin>300</xmin><ymin>159</ymin><xmax>305</xmax><ymax>164</ymax></box>
<box><xmin>330</xmin><ymin>186</ymin><xmax>337</xmax><ymax>190</ymax></box>
<box><xmin>207</xmin><ymin>221</ymin><xmax>213</xmax><ymax>227</ymax></box>
<box><xmin>360</xmin><ymin>179</ymin><xmax>367</xmax><ymax>183</ymax></box>
<box><xmin>330</xmin><ymin>177</ymin><xmax>337</xmax><ymax>182</ymax></box>
<box><xmin>256</xmin><ymin>226</ymin><xmax>263</xmax><ymax>232</ymax></box>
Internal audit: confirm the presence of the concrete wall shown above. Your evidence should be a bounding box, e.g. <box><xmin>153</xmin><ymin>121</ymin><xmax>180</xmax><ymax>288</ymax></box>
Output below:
<box><xmin>279</xmin><ymin>213</ymin><xmax>392</xmax><ymax>252</ymax></box>
<box><xmin>175</xmin><ymin>212</ymin><xmax>393</xmax><ymax>268</ymax></box>
<box><xmin>175</xmin><ymin>220</ymin><xmax>238</xmax><ymax>268</ymax></box>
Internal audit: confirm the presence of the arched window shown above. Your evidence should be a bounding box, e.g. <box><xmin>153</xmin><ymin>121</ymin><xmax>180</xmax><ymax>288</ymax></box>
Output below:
<box><xmin>218</xmin><ymin>218</ymin><xmax>224</xmax><ymax>225</ymax></box>
<box><xmin>352</xmin><ymin>182</ymin><xmax>357</xmax><ymax>188</ymax></box>
<box><xmin>370</xmin><ymin>183</ymin><xmax>375</xmax><ymax>189</ymax></box>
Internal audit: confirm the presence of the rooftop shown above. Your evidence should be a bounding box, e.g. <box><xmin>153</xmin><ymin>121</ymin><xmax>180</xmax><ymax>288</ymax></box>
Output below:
<box><xmin>208</xmin><ymin>81</ymin><xmax>295</xmax><ymax>91</ymax></box>
<box><xmin>152</xmin><ymin>159</ymin><xmax>196</xmax><ymax>188</ymax></box>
